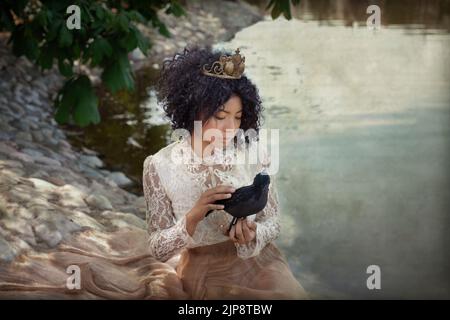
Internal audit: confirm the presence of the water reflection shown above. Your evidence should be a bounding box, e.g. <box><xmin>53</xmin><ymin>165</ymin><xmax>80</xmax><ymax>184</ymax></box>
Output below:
<box><xmin>67</xmin><ymin>68</ymin><xmax>171</xmax><ymax>194</ymax></box>
<box><xmin>221</xmin><ymin>14</ymin><xmax>450</xmax><ymax>298</ymax></box>
<box><xmin>248</xmin><ymin>0</ymin><xmax>450</xmax><ymax>33</ymax></box>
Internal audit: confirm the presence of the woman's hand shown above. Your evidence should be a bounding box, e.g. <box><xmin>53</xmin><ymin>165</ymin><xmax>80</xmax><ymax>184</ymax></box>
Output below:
<box><xmin>186</xmin><ymin>185</ymin><xmax>235</xmax><ymax>236</ymax></box>
<box><xmin>229</xmin><ymin>218</ymin><xmax>257</xmax><ymax>245</ymax></box>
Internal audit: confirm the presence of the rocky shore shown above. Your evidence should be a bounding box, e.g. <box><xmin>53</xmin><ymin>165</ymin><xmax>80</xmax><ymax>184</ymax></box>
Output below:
<box><xmin>0</xmin><ymin>38</ymin><xmax>148</xmax><ymax>262</ymax></box>
<box><xmin>0</xmin><ymin>0</ymin><xmax>262</xmax><ymax>276</ymax></box>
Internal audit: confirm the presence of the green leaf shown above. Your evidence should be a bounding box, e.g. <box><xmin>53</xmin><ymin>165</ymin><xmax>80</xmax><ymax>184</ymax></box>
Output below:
<box><xmin>267</xmin><ymin>0</ymin><xmax>295</xmax><ymax>20</ymax></box>
<box><xmin>158</xmin><ymin>23</ymin><xmax>171</xmax><ymax>38</ymax></box>
<box><xmin>88</xmin><ymin>37</ymin><xmax>112</xmax><ymax>66</ymax></box>
<box><xmin>58</xmin><ymin>58</ymin><xmax>73</xmax><ymax>77</ymax></box>
<box><xmin>133</xmin><ymin>27</ymin><xmax>150</xmax><ymax>54</ymax></box>
<box><xmin>265</xmin><ymin>0</ymin><xmax>276</xmax><ymax>11</ymax></box>
<box><xmin>117</xmin><ymin>14</ymin><xmax>129</xmax><ymax>32</ymax></box>
<box><xmin>118</xmin><ymin>30</ymin><xmax>138</xmax><ymax>51</ymax></box>
<box><xmin>151</xmin><ymin>18</ymin><xmax>171</xmax><ymax>38</ymax></box>
<box><xmin>38</xmin><ymin>44</ymin><xmax>55</xmax><ymax>69</ymax></box>
<box><xmin>95</xmin><ymin>5</ymin><xmax>105</xmax><ymax>19</ymax></box>
<box><xmin>101</xmin><ymin>52</ymin><xmax>134</xmax><ymax>93</ymax></box>
<box><xmin>58</xmin><ymin>24</ymin><xmax>73</xmax><ymax>47</ymax></box>
<box><xmin>55</xmin><ymin>75</ymin><xmax>100</xmax><ymax>127</ymax></box>
<box><xmin>34</xmin><ymin>10</ymin><xmax>48</xmax><ymax>28</ymax></box>
<box><xmin>126</xmin><ymin>10</ymin><xmax>146</xmax><ymax>23</ymax></box>
<box><xmin>74</xmin><ymin>90</ymin><xmax>100</xmax><ymax>126</ymax></box>
<box><xmin>10</xmin><ymin>24</ymin><xmax>39</xmax><ymax>60</ymax></box>
<box><xmin>47</xmin><ymin>19</ymin><xmax>62</xmax><ymax>41</ymax></box>
<box><xmin>165</xmin><ymin>2</ymin><xmax>186</xmax><ymax>17</ymax></box>
<box><xmin>72</xmin><ymin>41</ymin><xmax>81</xmax><ymax>59</ymax></box>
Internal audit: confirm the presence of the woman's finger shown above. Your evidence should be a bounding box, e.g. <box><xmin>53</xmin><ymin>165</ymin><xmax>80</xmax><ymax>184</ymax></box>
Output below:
<box><xmin>247</xmin><ymin>219</ymin><xmax>257</xmax><ymax>231</ymax></box>
<box><xmin>242</xmin><ymin>218</ymin><xmax>251</xmax><ymax>239</ymax></box>
<box><xmin>235</xmin><ymin>219</ymin><xmax>246</xmax><ymax>244</ymax></box>
<box><xmin>204</xmin><ymin>185</ymin><xmax>235</xmax><ymax>197</ymax></box>
<box><xmin>229</xmin><ymin>225</ymin><xmax>237</xmax><ymax>242</ymax></box>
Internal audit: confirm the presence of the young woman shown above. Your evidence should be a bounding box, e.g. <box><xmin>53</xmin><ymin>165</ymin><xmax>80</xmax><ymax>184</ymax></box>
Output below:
<box><xmin>143</xmin><ymin>45</ymin><xmax>308</xmax><ymax>299</ymax></box>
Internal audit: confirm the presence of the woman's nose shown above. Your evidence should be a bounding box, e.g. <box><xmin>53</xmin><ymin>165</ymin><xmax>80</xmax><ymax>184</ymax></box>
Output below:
<box><xmin>223</xmin><ymin>118</ymin><xmax>236</xmax><ymax>130</ymax></box>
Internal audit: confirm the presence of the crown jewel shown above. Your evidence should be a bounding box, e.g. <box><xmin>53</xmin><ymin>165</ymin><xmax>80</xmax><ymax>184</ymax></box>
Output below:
<box><xmin>202</xmin><ymin>48</ymin><xmax>245</xmax><ymax>79</ymax></box>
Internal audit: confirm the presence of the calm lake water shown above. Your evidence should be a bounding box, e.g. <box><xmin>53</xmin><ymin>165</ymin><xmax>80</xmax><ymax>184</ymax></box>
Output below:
<box><xmin>67</xmin><ymin>1</ymin><xmax>450</xmax><ymax>299</ymax></box>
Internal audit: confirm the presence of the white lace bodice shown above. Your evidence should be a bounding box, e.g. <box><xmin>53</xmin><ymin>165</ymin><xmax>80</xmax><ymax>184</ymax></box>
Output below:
<box><xmin>142</xmin><ymin>137</ymin><xmax>281</xmax><ymax>262</ymax></box>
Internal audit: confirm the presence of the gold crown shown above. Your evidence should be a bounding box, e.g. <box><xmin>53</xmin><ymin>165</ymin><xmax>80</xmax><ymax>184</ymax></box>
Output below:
<box><xmin>202</xmin><ymin>48</ymin><xmax>245</xmax><ymax>79</ymax></box>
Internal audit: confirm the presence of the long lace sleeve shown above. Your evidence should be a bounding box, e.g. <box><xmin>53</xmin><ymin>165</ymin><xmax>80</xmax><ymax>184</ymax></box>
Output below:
<box><xmin>143</xmin><ymin>155</ymin><xmax>195</xmax><ymax>262</ymax></box>
<box><xmin>234</xmin><ymin>175</ymin><xmax>281</xmax><ymax>260</ymax></box>
<box><xmin>234</xmin><ymin>145</ymin><xmax>281</xmax><ymax>259</ymax></box>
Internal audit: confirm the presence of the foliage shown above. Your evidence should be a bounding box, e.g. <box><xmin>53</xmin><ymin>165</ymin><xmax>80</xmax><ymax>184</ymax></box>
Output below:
<box><xmin>0</xmin><ymin>0</ymin><xmax>299</xmax><ymax>127</ymax></box>
<box><xmin>0</xmin><ymin>0</ymin><xmax>186</xmax><ymax>126</ymax></box>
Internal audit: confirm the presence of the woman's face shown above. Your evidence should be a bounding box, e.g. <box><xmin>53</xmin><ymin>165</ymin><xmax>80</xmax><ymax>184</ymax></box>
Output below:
<box><xmin>202</xmin><ymin>94</ymin><xmax>242</xmax><ymax>147</ymax></box>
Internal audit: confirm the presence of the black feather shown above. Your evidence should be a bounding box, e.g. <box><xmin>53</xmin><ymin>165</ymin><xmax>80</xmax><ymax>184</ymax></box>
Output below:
<box><xmin>205</xmin><ymin>172</ymin><xmax>271</xmax><ymax>233</ymax></box>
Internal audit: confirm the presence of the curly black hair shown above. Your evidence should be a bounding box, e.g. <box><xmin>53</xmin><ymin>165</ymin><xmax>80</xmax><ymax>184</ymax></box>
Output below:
<box><xmin>156</xmin><ymin>45</ymin><xmax>264</xmax><ymax>144</ymax></box>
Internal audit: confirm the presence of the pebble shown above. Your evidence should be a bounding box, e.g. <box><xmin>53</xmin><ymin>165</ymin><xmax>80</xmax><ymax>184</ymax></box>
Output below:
<box><xmin>80</xmin><ymin>154</ymin><xmax>104</xmax><ymax>168</ymax></box>
<box><xmin>85</xmin><ymin>194</ymin><xmax>113</xmax><ymax>210</ymax></box>
<box><xmin>34</xmin><ymin>223</ymin><xmax>63</xmax><ymax>248</ymax></box>
<box><xmin>0</xmin><ymin>236</ymin><xmax>16</xmax><ymax>262</ymax></box>
<box><xmin>107</xmin><ymin>171</ymin><xmax>133</xmax><ymax>188</ymax></box>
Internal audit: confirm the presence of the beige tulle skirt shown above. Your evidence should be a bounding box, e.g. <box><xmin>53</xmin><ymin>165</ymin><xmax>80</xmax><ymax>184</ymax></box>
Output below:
<box><xmin>0</xmin><ymin>228</ymin><xmax>308</xmax><ymax>299</ymax></box>
<box><xmin>177</xmin><ymin>240</ymin><xmax>309</xmax><ymax>300</ymax></box>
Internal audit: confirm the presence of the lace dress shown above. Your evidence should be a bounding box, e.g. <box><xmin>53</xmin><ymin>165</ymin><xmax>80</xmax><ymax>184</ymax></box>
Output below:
<box><xmin>143</xmin><ymin>137</ymin><xmax>308</xmax><ymax>299</ymax></box>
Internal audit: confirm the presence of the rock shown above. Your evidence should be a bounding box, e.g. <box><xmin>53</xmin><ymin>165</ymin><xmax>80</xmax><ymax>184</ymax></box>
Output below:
<box><xmin>101</xmin><ymin>210</ymin><xmax>146</xmax><ymax>229</ymax></box>
<box><xmin>9</xmin><ymin>151</ymin><xmax>35</xmax><ymax>163</ymax></box>
<box><xmin>130</xmin><ymin>48</ymin><xmax>146</xmax><ymax>60</ymax></box>
<box><xmin>29</xmin><ymin>177</ymin><xmax>58</xmax><ymax>192</ymax></box>
<box><xmin>29</xmin><ymin>169</ymin><xmax>50</xmax><ymax>180</ymax></box>
<box><xmin>32</xmin><ymin>154</ymin><xmax>61</xmax><ymax>167</ymax></box>
<box><xmin>107</xmin><ymin>172</ymin><xmax>133</xmax><ymax>188</ymax></box>
<box><xmin>80</xmin><ymin>154</ymin><xmax>103</xmax><ymax>168</ymax></box>
<box><xmin>61</xmin><ymin>151</ymin><xmax>77</xmax><ymax>161</ymax></box>
<box><xmin>41</xmin><ymin>128</ymin><xmax>54</xmax><ymax>141</ymax></box>
<box><xmin>28</xmin><ymin>120</ymin><xmax>39</xmax><ymax>130</ymax></box>
<box><xmin>0</xmin><ymin>235</ymin><xmax>16</xmax><ymax>262</ymax></box>
<box><xmin>0</xmin><ymin>131</ymin><xmax>14</xmax><ymax>140</ymax></box>
<box><xmin>0</xmin><ymin>159</ymin><xmax>23</xmax><ymax>169</ymax></box>
<box><xmin>57</xmin><ymin>184</ymin><xmax>88</xmax><ymax>208</ymax></box>
<box><xmin>44</xmin><ymin>136</ymin><xmax>59</xmax><ymax>147</ymax></box>
<box><xmin>34</xmin><ymin>223</ymin><xmax>62</xmax><ymax>248</ymax></box>
<box><xmin>27</xmin><ymin>197</ymin><xmax>50</xmax><ymax>208</ymax></box>
<box><xmin>15</xmin><ymin>131</ymin><xmax>33</xmax><ymax>141</ymax></box>
<box><xmin>37</xmin><ymin>210</ymin><xmax>82</xmax><ymax>235</ymax></box>
<box><xmin>21</xmin><ymin>147</ymin><xmax>44</xmax><ymax>158</ymax></box>
<box><xmin>81</xmin><ymin>146</ymin><xmax>99</xmax><ymax>156</ymax></box>
<box><xmin>79</xmin><ymin>163</ymin><xmax>105</xmax><ymax>180</ymax></box>
<box><xmin>0</xmin><ymin>141</ymin><xmax>17</xmax><ymax>155</ymax></box>
<box><xmin>84</xmin><ymin>194</ymin><xmax>113</xmax><ymax>210</ymax></box>
<box><xmin>13</xmin><ymin>120</ymin><xmax>30</xmax><ymax>131</ymax></box>
<box><xmin>69</xmin><ymin>210</ymin><xmax>105</xmax><ymax>231</ymax></box>
<box><xmin>45</xmin><ymin>176</ymin><xmax>65</xmax><ymax>187</ymax></box>
<box><xmin>15</xmin><ymin>206</ymin><xmax>34</xmax><ymax>220</ymax></box>
<box><xmin>31</xmin><ymin>130</ymin><xmax>44</xmax><ymax>143</ymax></box>
<box><xmin>58</xmin><ymin>140</ymin><xmax>72</xmax><ymax>150</ymax></box>
<box><xmin>2</xmin><ymin>218</ymin><xmax>36</xmax><ymax>246</ymax></box>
